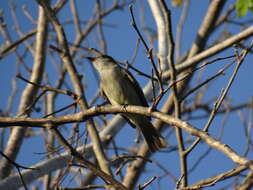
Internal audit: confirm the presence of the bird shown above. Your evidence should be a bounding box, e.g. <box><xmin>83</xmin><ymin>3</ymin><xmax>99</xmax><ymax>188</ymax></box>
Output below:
<box><xmin>88</xmin><ymin>54</ymin><xmax>167</xmax><ymax>152</ymax></box>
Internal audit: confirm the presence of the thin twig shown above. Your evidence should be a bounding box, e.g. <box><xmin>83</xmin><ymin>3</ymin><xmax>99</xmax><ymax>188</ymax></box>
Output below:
<box><xmin>0</xmin><ymin>29</ymin><xmax>36</xmax><ymax>59</ymax></box>
<box><xmin>185</xmin><ymin>40</ymin><xmax>253</xmax><ymax>155</ymax></box>
<box><xmin>96</xmin><ymin>0</ymin><xmax>107</xmax><ymax>53</ymax></box>
<box><xmin>138</xmin><ymin>176</ymin><xmax>157</xmax><ymax>189</ymax></box>
<box><xmin>129</xmin><ymin>5</ymin><xmax>164</xmax><ymax>107</ymax></box>
<box><xmin>17</xmin><ymin>74</ymin><xmax>78</xmax><ymax>100</ymax></box>
<box><xmin>49</xmin><ymin>127</ymin><xmax>127</xmax><ymax>190</ymax></box>
<box><xmin>36</xmin><ymin>0</ymin><xmax>114</xmax><ymax>180</ymax></box>
<box><xmin>159</xmin><ymin>0</ymin><xmax>187</xmax><ymax>187</ymax></box>
<box><xmin>175</xmin><ymin>0</ymin><xmax>189</xmax><ymax>60</ymax></box>
<box><xmin>181</xmin><ymin>60</ymin><xmax>235</xmax><ymax>101</ymax></box>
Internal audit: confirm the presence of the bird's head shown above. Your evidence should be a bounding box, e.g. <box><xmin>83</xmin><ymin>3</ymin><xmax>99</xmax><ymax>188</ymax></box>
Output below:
<box><xmin>87</xmin><ymin>55</ymin><xmax>117</xmax><ymax>72</ymax></box>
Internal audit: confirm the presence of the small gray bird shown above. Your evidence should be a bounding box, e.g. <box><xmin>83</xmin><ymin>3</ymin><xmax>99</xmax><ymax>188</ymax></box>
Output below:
<box><xmin>88</xmin><ymin>54</ymin><xmax>167</xmax><ymax>152</ymax></box>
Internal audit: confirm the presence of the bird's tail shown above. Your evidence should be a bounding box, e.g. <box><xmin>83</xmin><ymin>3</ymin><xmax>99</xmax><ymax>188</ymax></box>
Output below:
<box><xmin>139</xmin><ymin>122</ymin><xmax>168</xmax><ymax>152</ymax></box>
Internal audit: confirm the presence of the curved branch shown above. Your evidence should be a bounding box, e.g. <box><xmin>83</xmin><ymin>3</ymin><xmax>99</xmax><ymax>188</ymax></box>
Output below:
<box><xmin>0</xmin><ymin>105</ymin><xmax>252</xmax><ymax>170</ymax></box>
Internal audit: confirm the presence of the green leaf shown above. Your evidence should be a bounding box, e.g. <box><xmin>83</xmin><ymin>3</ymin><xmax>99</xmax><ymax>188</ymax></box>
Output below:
<box><xmin>236</xmin><ymin>0</ymin><xmax>253</xmax><ymax>17</ymax></box>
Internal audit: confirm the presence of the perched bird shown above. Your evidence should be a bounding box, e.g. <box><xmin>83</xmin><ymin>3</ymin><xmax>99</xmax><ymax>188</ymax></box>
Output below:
<box><xmin>88</xmin><ymin>54</ymin><xmax>167</xmax><ymax>152</ymax></box>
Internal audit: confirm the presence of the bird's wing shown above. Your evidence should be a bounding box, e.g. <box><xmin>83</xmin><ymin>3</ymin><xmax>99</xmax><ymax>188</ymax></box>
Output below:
<box><xmin>121</xmin><ymin>68</ymin><xmax>149</xmax><ymax>107</ymax></box>
<box><xmin>100</xmin><ymin>87</ymin><xmax>137</xmax><ymax>128</ymax></box>
<box><xmin>121</xmin><ymin>115</ymin><xmax>137</xmax><ymax>128</ymax></box>
<box><xmin>100</xmin><ymin>88</ymin><xmax>111</xmax><ymax>104</ymax></box>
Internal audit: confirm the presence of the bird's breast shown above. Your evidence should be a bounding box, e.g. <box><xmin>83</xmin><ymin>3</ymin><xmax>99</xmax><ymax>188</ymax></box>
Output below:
<box><xmin>100</xmin><ymin>69</ymin><xmax>127</xmax><ymax>105</ymax></box>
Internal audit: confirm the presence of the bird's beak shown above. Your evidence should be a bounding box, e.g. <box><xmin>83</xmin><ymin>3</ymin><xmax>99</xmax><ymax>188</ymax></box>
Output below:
<box><xmin>86</xmin><ymin>57</ymin><xmax>95</xmax><ymax>62</ymax></box>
